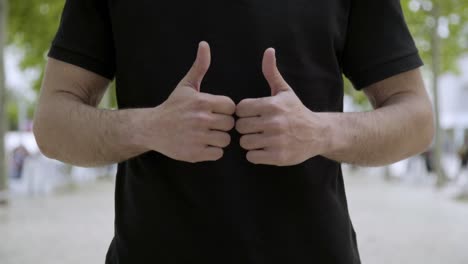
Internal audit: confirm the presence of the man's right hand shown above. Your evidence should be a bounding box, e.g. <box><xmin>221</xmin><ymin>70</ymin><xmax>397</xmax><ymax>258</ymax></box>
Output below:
<box><xmin>138</xmin><ymin>41</ymin><xmax>236</xmax><ymax>163</ymax></box>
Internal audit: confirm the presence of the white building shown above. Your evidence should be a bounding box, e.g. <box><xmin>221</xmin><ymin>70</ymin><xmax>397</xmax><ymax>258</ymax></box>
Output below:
<box><xmin>438</xmin><ymin>55</ymin><xmax>468</xmax><ymax>147</ymax></box>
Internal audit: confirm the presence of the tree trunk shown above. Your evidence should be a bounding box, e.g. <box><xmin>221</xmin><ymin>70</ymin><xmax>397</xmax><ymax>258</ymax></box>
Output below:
<box><xmin>430</xmin><ymin>3</ymin><xmax>449</xmax><ymax>187</ymax></box>
<box><xmin>0</xmin><ymin>0</ymin><xmax>8</xmax><ymax>205</ymax></box>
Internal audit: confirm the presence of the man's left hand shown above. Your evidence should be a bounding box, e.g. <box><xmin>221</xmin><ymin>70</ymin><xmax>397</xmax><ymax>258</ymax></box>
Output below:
<box><xmin>236</xmin><ymin>48</ymin><xmax>331</xmax><ymax>166</ymax></box>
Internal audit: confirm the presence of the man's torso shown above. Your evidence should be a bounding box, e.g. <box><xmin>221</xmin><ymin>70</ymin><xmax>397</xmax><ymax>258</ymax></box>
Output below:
<box><xmin>106</xmin><ymin>1</ymin><xmax>359</xmax><ymax>263</ymax></box>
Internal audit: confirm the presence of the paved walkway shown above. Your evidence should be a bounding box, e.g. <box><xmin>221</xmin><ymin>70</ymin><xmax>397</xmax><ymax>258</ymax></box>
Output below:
<box><xmin>0</xmin><ymin>181</ymin><xmax>114</xmax><ymax>264</ymax></box>
<box><xmin>345</xmin><ymin>172</ymin><xmax>468</xmax><ymax>264</ymax></box>
<box><xmin>1</xmin><ymin>172</ymin><xmax>467</xmax><ymax>264</ymax></box>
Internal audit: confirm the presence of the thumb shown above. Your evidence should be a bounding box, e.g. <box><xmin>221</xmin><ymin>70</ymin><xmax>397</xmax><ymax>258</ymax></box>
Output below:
<box><xmin>262</xmin><ymin>48</ymin><xmax>291</xmax><ymax>96</ymax></box>
<box><xmin>181</xmin><ymin>41</ymin><xmax>211</xmax><ymax>92</ymax></box>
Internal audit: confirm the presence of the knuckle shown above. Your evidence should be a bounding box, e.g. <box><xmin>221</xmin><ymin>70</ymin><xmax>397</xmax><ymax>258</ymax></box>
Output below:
<box><xmin>246</xmin><ymin>151</ymin><xmax>260</xmax><ymax>164</ymax></box>
<box><xmin>222</xmin><ymin>96</ymin><xmax>237</xmax><ymax>113</ymax></box>
<box><xmin>268</xmin><ymin>117</ymin><xmax>285</xmax><ymax>131</ymax></box>
<box><xmin>217</xmin><ymin>133</ymin><xmax>231</xmax><ymax>148</ymax></box>
<box><xmin>227</xmin><ymin>116</ymin><xmax>236</xmax><ymax>130</ymax></box>
<box><xmin>236</xmin><ymin>99</ymin><xmax>252</xmax><ymax>112</ymax></box>
<box><xmin>193</xmin><ymin>95</ymin><xmax>210</xmax><ymax>110</ymax></box>
<box><xmin>246</xmin><ymin>152</ymin><xmax>255</xmax><ymax>163</ymax></box>
<box><xmin>229</xmin><ymin>101</ymin><xmax>237</xmax><ymax>114</ymax></box>
<box><xmin>235</xmin><ymin>108</ymin><xmax>242</xmax><ymax>117</ymax></box>
<box><xmin>194</xmin><ymin>112</ymin><xmax>211</xmax><ymax>124</ymax></box>
<box><xmin>224</xmin><ymin>134</ymin><xmax>232</xmax><ymax>147</ymax></box>
<box><xmin>235</xmin><ymin>105</ymin><xmax>244</xmax><ymax>116</ymax></box>
<box><xmin>238</xmin><ymin>98</ymin><xmax>250</xmax><ymax>107</ymax></box>
<box><xmin>219</xmin><ymin>116</ymin><xmax>234</xmax><ymax>131</ymax></box>
<box><xmin>269</xmin><ymin>98</ymin><xmax>284</xmax><ymax>112</ymax></box>
<box><xmin>235</xmin><ymin>119</ymin><xmax>245</xmax><ymax>133</ymax></box>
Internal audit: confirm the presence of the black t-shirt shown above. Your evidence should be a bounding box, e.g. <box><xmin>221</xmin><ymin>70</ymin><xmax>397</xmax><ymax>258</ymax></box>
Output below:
<box><xmin>49</xmin><ymin>1</ymin><xmax>422</xmax><ymax>263</ymax></box>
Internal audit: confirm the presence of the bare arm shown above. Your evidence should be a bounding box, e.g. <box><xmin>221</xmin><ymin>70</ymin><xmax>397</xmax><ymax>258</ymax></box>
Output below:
<box><xmin>33</xmin><ymin>58</ymin><xmax>149</xmax><ymax>167</ymax></box>
<box><xmin>34</xmin><ymin>42</ymin><xmax>235</xmax><ymax>167</ymax></box>
<box><xmin>323</xmin><ymin>68</ymin><xmax>435</xmax><ymax>166</ymax></box>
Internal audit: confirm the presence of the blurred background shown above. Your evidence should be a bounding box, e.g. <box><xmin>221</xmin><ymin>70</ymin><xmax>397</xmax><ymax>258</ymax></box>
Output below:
<box><xmin>0</xmin><ymin>0</ymin><xmax>467</xmax><ymax>263</ymax></box>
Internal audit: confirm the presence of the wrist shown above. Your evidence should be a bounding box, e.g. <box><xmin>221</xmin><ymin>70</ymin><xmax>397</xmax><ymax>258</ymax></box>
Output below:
<box><xmin>126</xmin><ymin>107</ymin><xmax>157</xmax><ymax>154</ymax></box>
<box><xmin>314</xmin><ymin>112</ymin><xmax>348</xmax><ymax>158</ymax></box>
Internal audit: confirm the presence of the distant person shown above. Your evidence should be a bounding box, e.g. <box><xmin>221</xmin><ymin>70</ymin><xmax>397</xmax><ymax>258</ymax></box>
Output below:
<box><xmin>33</xmin><ymin>1</ymin><xmax>435</xmax><ymax>263</ymax></box>
<box><xmin>9</xmin><ymin>145</ymin><xmax>29</xmax><ymax>180</ymax></box>
<box><xmin>456</xmin><ymin>136</ymin><xmax>468</xmax><ymax>181</ymax></box>
<box><xmin>423</xmin><ymin>148</ymin><xmax>434</xmax><ymax>174</ymax></box>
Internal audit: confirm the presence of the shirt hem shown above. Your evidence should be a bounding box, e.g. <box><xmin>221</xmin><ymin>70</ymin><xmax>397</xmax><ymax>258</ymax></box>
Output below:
<box><xmin>48</xmin><ymin>44</ymin><xmax>115</xmax><ymax>80</ymax></box>
<box><xmin>349</xmin><ymin>52</ymin><xmax>424</xmax><ymax>90</ymax></box>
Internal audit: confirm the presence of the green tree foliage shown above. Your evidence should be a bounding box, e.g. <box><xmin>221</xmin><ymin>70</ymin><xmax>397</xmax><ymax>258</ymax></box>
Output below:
<box><xmin>402</xmin><ymin>0</ymin><xmax>468</xmax><ymax>74</ymax></box>
<box><xmin>344</xmin><ymin>78</ymin><xmax>370</xmax><ymax>109</ymax></box>
<box><xmin>9</xmin><ymin>0</ymin><xmax>118</xmax><ymax>108</ymax></box>
<box><xmin>8</xmin><ymin>0</ymin><xmax>63</xmax><ymax>90</ymax></box>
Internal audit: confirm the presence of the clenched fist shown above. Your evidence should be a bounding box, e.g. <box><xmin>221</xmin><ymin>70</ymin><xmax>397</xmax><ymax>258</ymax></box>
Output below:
<box><xmin>236</xmin><ymin>48</ymin><xmax>330</xmax><ymax>166</ymax></box>
<box><xmin>141</xmin><ymin>42</ymin><xmax>236</xmax><ymax>163</ymax></box>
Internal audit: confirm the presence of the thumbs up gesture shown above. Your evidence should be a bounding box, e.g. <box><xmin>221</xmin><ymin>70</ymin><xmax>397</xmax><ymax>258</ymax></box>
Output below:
<box><xmin>236</xmin><ymin>48</ymin><xmax>329</xmax><ymax>166</ymax></box>
<box><xmin>147</xmin><ymin>42</ymin><xmax>236</xmax><ymax>163</ymax></box>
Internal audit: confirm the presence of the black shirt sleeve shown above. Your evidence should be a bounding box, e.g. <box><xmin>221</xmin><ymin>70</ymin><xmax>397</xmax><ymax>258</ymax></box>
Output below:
<box><xmin>48</xmin><ymin>0</ymin><xmax>116</xmax><ymax>80</ymax></box>
<box><xmin>342</xmin><ymin>0</ymin><xmax>423</xmax><ymax>90</ymax></box>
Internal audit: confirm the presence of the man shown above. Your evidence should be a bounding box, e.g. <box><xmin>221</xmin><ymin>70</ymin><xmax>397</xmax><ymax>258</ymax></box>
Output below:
<box><xmin>33</xmin><ymin>0</ymin><xmax>434</xmax><ymax>263</ymax></box>
<box><xmin>456</xmin><ymin>135</ymin><xmax>468</xmax><ymax>181</ymax></box>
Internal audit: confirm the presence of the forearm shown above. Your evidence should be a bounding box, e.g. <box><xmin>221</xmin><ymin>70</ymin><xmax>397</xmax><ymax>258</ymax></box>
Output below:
<box><xmin>322</xmin><ymin>92</ymin><xmax>434</xmax><ymax>166</ymax></box>
<box><xmin>34</xmin><ymin>92</ymin><xmax>149</xmax><ymax>167</ymax></box>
